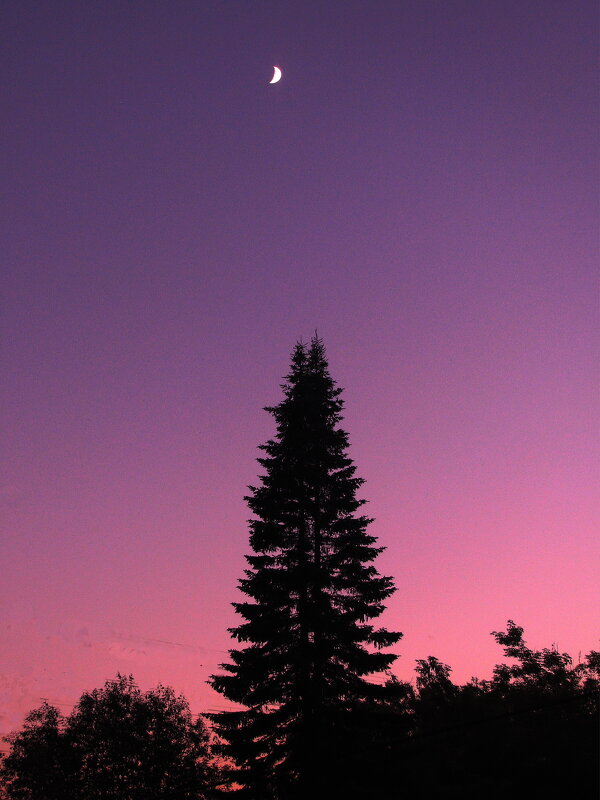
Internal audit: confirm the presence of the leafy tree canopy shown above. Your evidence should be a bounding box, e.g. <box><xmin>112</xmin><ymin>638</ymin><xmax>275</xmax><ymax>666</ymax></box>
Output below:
<box><xmin>0</xmin><ymin>674</ymin><xmax>219</xmax><ymax>800</ymax></box>
<box><xmin>373</xmin><ymin>622</ymin><xmax>600</xmax><ymax>798</ymax></box>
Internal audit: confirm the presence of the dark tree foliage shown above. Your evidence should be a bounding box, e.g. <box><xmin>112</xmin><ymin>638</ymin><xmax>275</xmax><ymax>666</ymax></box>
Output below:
<box><xmin>375</xmin><ymin>622</ymin><xmax>600</xmax><ymax>798</ymax></box>
<box><xmin>209</xmin><ymin>337</ymin><xmax>402</xmax><ymax>798</ymax></box>
<box><xmin>0</xmin><ymin>675</ymin><xmax>219</xmax><ymax>800</ymax></box>
<box><xmin>0</xmin><ymin>703</ymin><xmax>70</xmax><ymax>800</ymax></box>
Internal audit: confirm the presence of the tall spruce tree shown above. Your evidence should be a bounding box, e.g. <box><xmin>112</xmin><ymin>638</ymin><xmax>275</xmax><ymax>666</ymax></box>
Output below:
<box><xmin>209</xmin><ymin>337</ymin><xmax>402</xmax><ymax>798</ymax></box>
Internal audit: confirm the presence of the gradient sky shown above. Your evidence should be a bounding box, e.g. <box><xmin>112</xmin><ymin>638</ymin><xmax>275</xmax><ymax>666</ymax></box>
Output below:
<box><xmin>2</xmin><ymin>0</ymin><xmax>598</xmax><ymax>743</ymax></box>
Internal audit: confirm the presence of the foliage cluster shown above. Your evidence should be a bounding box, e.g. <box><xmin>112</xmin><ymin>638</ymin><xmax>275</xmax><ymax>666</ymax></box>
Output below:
<box><xmin>368</xmin><ymin>622</ymin><xmax>599</xmax><ymax>799</ymax></box>
<box><xmin>0</xmin><ymin>675</ymin><xmax>219</xmax><ymax>800</ymax></box>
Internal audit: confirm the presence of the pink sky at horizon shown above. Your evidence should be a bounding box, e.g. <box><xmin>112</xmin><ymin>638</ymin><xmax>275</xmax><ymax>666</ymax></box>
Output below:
<box><xmin>1</xmin><ymin>0</ymin><xmax>598</xmax><ymax>744</ymax></box>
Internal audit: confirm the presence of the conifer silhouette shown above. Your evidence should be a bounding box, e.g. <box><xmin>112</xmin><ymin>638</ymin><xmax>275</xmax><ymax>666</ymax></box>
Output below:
<box><xmin>209</xmin><ymin>337</ymin><xmax>401</xmax><ymax>798</ymax></box>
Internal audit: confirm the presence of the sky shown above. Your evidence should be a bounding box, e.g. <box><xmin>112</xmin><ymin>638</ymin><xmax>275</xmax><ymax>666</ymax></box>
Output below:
<box><xmin>1</xmin><ymin>0</ymin><xmax>598</xmax><ymax>742</ymax></box>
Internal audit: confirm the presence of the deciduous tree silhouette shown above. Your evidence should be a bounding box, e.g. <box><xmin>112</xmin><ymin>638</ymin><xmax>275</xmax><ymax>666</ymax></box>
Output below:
<box><xmin>209</xmin><ymin>336</ymin><xmax>402</xmax><ymax>798</ymax></box>
<box><xmin>0</xmin><ymin>703</ymin><xmax>69</xmax><ymax>800</ymax></box>
<box><xmin>383</xmin><ymin>622</ymin><xmax>600</xmax><ymax>798</ymax></box>
<box><xmin>0</xmin><ymin>675</ymin><xmax>219</xmax><ymax>800</ymax></box>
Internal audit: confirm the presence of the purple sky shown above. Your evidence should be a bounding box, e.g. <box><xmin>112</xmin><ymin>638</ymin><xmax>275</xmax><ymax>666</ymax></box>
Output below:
<box><xmin>2</xmin><ymin>0</ymin><xmax>598</xmax><ymax>740</ymax></box>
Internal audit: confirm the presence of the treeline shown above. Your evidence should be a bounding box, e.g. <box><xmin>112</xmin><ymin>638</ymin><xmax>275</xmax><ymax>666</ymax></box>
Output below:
<box><xmin>1</xmin><ymin>627</ymin><xmax>598</xmax><ymax>798</ymax></box>
<box><xmin>3</xmin><ymin>338</ymin><xmax>597</xmax><ymax>798</ymax></box>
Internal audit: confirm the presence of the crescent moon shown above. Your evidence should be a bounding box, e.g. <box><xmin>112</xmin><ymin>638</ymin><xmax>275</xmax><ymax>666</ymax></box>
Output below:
<box><xmin>269</xmin><ymin>66</ymin><xmax>282</xmax><ymax>84</ymax></box>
